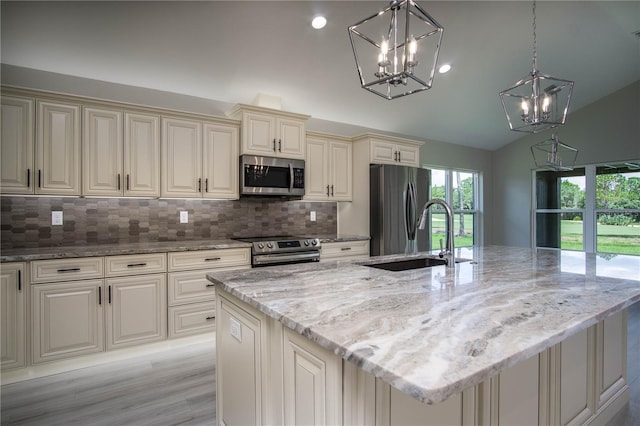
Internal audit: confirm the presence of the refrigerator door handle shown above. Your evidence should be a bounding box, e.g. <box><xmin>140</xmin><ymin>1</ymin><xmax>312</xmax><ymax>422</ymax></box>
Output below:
<box><xmin>405</xmin><ymin>181</ymin><xmax>417</xmax><ymax>241</ymax></box>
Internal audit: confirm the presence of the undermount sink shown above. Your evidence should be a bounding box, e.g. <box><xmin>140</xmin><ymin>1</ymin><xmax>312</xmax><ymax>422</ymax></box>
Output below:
<box><xmin>364</xmin><ymin>257</ymin><xmax>448</xmax><ymax>271</ymax></box>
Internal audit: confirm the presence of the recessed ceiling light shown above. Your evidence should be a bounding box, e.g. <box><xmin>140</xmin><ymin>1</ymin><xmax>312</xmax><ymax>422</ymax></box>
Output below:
<box><xmin>312</xmin><ymin>16</ymin><xmax>327</xmax><ymax>30</ymax></box>
<box><xmin>438</xmin><ymin>64</ymin><xmax>451</xmax><ymax>74</ymax></box>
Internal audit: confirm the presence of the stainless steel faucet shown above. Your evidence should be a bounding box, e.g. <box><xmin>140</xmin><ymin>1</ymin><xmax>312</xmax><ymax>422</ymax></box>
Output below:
<box><xmin>417</xmin><ymin>198</ymin><xmax>455</xmax><ymax>267</ymax></box>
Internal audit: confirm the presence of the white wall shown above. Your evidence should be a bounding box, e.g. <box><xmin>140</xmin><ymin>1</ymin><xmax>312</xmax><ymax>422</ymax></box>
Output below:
<box><xmin>492</xmin><ymin>80</ymin><xmax>640</xmax><ymax>247</ymax></box>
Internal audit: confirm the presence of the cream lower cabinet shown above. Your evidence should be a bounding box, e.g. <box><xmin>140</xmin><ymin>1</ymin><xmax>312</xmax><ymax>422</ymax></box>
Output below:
<box><xmin>305</xmin><ymin>132</ymin><xmax>352</xmax><ymax>201</ymax></box>
<box><xmin>1</xmin><ymin>263</ymin><xmax>27</xmax><ymax>371</ymax></box>
<box><xmin>168</xmin><ymin>248</ymin><xmax>250</xmax><ymax>339</ymax></box>
<box><xmin>320</xmin><ymin>240</ymin><xmax>370</xmax><ymax>262</ymax></box>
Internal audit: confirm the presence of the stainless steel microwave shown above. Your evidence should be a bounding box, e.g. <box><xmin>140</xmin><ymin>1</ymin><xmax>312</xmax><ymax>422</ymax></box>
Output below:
<box><xmin>239</xmin><ymin>155</ymin><xmax>305</xmax><ymax>198</ymax></box>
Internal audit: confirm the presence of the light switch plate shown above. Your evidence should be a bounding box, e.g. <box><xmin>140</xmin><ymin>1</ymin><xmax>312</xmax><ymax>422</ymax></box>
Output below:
<box><xmin>51</xmin><ymin>211</ymin><xmax>63</xmax><ymax>226</ymax></box>
<box><xmin>230</xmin><ymin>317</ymin><xmax>242</xmax><ymax>342</ymax></box>
<box><xmin>310</xmin><ymin>211</ymin><xmax>316</xmax><ymax>222</ymax></box>
<box><xmin>179</xmin><ymin>211</ymin><xmax>188</xmax><ymax>224</ymax></box>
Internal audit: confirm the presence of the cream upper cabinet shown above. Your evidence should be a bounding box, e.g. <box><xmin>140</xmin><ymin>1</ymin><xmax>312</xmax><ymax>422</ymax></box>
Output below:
<box><xmin>124</xmin><ymin>112</ymin><xmax>160</xmax><ymax>197</ymax></box>
<box><xmin>1</xmin><ymin>263</ymin><xmax>26</xmax><ymax>371</ymax></box>
<box><xmin>203</xmin><ymin>122</ymin><xmax>239</xmax><ymax>199</ymax></box>
<box><xmin>370</xmin><ymin>138</ymin><xmax>421</xmax><ymax>167</ymax></box>
<box><xmin>227</xmin><ymin>104</ymin><xmax>309</xmax><ymax>160</ymax></box>
<box><xmin>37</xmin><ymin>100</ymin><xmax>81</xmax><ymax>195</ymax></box>
<box><xmin>83</xmin><ymin>107</ymin><xmax>160</xmax><ymax>197</ymax></box>
<box><xmin>305</xmin><ymin>132</ymin><xmax>352</xmax><ymax>201</ymax></box>
<box><xmin>1</xmin><ymin>96</ymin><xmax>34</xmax><ymax>194</ymax></box>
<box><xmin>162</xmin><ymin>117</ymin><xmax>239</xmax><ymax>199</ymax></box>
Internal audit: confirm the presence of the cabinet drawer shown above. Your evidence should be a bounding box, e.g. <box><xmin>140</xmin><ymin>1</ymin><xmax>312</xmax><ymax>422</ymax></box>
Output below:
<box><xmin>105</xmin><ymin>253</ymin><xmax>167</xmax><ymax>277</ymax></box>
<box><xmin>30</xmin><ymin>257</ymin><xmax>104</xmax><ymax>283</ymax></box>
<box><xmin>168</xmin><ymin>248</ymin><xmax>251</xmax><ymax>271</ymax></box>
<box><xmin>168</xmin><ymin>270</ymin><xmax>218</xmax><ymax>306</ymax></box>
<box><xmin>321</xmin><ymin>240</ymin><xmax>370</xmax><ymax>261</ymax></box>
<box><xmin>168</xmin><ymin>301</ymin><xmax>216</xmax><ymax>338</ymax></box>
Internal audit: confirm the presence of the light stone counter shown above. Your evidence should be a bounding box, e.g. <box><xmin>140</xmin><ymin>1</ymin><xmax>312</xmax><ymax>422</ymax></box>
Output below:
<box><xmin>207</xmin><ymin>246</ymin><xmax>640</xmax><ymax>404</ymax></box>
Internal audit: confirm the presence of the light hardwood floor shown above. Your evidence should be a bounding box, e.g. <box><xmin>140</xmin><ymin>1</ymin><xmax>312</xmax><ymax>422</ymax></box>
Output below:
<box><xmin>2</xmin><ymin>301</ymin><xmax>639</xmax><ymax>426</ymax></box>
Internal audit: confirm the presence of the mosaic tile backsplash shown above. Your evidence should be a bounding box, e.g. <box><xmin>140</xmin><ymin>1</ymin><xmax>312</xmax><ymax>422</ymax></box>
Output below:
<box><xmin>0</xmin><ymin>197</ymin><xmax>337</xmax><ymax>249</ymax></box>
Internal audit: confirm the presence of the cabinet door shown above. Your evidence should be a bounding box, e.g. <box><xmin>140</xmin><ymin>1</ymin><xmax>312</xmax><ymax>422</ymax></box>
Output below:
<box><xmin>36</xmin><ymin>100</ymin><xmax>81</xmax><ymax>195</ymax></box>
<box><xmin>1</xmin><ymin>96</ymin><xmax>34</xmax><ymax>194</ymax></box>
<box><xmin>124</xmin><ymin>112</ymin><xmax>160</xmax><ymax>197</ymax></box>
<box><xmin>31</xmin><ymin>279</ymin><xmax>104</xmax><ymax>364</ymax></box>
<box><xmin>161</xmin><ymin>117</ymin><xmax>202</xmax><ymax>197</ymax></box>
<box><xmin>83</xmin><ymin>107</ymin><xmax>123</xmax><ymax>196</ymax></box>
<box><xmin>168</xmin><ymin>301</ymin><xmax>216</xmax><ymax>339</ymax></box>
<box><xmin>105</xmin><ymin>274</ymin><xmax>167</xmax><ymax>350</ymax></box>
<box><xmin>168</xmin><ymin>270</ymin><xmax>216</xmax><ymax>306</ymax></box>
<box><xmin>396</xmin><ymin>143</ymin><xmax>420</xmax><ymax>167</ymax></box>
<box><xmin>1</xmin><ymin>263</ymin><xmax>26</xmax><ymax>371</ymax></box>
<box><xmin>304</xmin><ymin>137</ymin><xmax>329</xmax><ymax>200</ymax></box>
<box><xmin>277</xmin><ymin>118</ymin><xmax>305</xmax><ymax>159</ymax></box>
<box><xmin>203</xmin><ymin>122</ymin><xmax>239</xmax><ymax>199</ymax></box>
<box><xmin>242</xmin><ymin>112</ymin><xmax>276</xmax><ymax>156</ymax></box>
<box><xmin>557</xmin><ymin>328</ymin><xmax>594</xmax><ymax>425</ymax></box>
<box><xmin>283</xmin><ymin>327</ymin><xmax>342</xmax><ymax>426</ymax></box>
<box><xmin>329</xmin><ymin>140</ymin><xmax>352</xmax><ymax>201</ymax></box>
<box><xmin>370</xmin><ymin>140</ymin><xmax>397</xmax><ymax>165</ymax></box>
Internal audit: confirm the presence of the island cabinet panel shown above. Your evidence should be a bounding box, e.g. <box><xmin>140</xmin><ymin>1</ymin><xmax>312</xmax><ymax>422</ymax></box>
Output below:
<box><xmin>0</xmin><ymin>263</ymin><xmax>26</xmax><ymax>371</ymax></box>
<box><xmin>217</xmin><ymin>294</ymin><xmax>268</xmax><ymax>426</ymax></box>
<box><xmin>597</xmin><ymin>310</ymin><xmax>627</xmax><ymax>409</ymax></box>
<box><xmin>282</xmin><ymin>327</ymin><xmax>342</xmax><ymax>426</ymax></box>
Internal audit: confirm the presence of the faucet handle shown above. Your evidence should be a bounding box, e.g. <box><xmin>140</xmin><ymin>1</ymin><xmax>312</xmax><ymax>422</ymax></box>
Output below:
<box><xmin>439</xmin><ymin>239</ymin><xmax>444</xmax><ymax>258</ymax></box>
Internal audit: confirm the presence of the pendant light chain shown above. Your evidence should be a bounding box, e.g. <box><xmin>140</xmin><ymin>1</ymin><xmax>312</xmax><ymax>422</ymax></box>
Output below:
<box><xmin>531</xmin><ymin>0</ymin><xmax>537</xmax><ymax>72</ymax></box>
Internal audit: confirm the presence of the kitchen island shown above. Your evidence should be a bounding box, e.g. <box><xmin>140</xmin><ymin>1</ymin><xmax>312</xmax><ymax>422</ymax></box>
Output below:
<box><xmin>207</xmin><ymin>246</ymin><xmax>640</xmax><ymax>426</ymax></box>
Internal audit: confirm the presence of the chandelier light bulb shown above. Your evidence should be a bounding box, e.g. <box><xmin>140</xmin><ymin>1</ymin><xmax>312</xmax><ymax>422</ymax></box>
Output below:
<box><xmin>521</xmin><ymin>99</ymin><xmax>530</xmax><ymax>115</ymax></box>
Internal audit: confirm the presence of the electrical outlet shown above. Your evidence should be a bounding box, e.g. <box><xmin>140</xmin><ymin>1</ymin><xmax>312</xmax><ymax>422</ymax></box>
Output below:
<box><xmin>310</xmin><ymin>211</ymin><xmax>316</xmax><ymax>222</ymax></box>
<box><xmin>230</xmin><ymin>317</ymin><xmax>242</xmax><ymax>342</ymax></box>
<box><xmin>179</xmin><ymin>211</ymin><xmax>188</xmax><ymax>224</ymax></box>
<box><xmin>51</xmin><ymin>211</ymin><xmax>63</xmax><ymax>226</ymax></box>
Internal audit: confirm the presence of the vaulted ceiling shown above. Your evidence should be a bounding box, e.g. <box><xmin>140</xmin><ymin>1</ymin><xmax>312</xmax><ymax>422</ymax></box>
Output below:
<box><xmin>2</xmin><ymin>1</ymin><xmax>639</xmax><ymax>150</ymax></box>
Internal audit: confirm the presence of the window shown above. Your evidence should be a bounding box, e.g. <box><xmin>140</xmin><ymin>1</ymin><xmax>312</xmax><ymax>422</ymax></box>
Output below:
<box><xmin>533</xmin><ymin>162</ymin><xmax>640</xmax><ymax>255</ymax></box>
<box><xmin>429</xmin><ymin>168</ymin><xmax>479</xmax><ymax>249</ymax></box>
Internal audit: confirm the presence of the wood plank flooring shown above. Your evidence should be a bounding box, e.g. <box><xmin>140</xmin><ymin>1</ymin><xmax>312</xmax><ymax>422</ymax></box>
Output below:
<box><xmin>2</xmin><ymin>301</ymin><xmax>639</xmax><ymax>426</ymax></box>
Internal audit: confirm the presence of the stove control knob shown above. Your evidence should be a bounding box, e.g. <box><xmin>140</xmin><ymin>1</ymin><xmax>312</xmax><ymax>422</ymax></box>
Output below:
<box><xmin>257</xmin><ymin>243</ymin><xmax>264</xmax><ymax>249</ymax></box>
<box><xmin>311</xmin><ymin>239</ymin><xmax>318</xmax><ymax>246</ymax></box>
<box><xmin>304</xmin><ymin>240</ymin><xmax>310</xmax><ymax>246</ymax></box>
<box><xmin>267</xmin><ymin>242</ymin><xmax>273</xmax><ymax>249</ymax></box>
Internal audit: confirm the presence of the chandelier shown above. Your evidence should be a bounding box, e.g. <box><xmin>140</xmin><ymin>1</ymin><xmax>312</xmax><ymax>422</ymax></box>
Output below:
<box><xmin>499</xmin><ymin>0</ymin><xmax>574</xmax><ymax>133</ymax></box>
<box><xmin>348</xmin><ymin>0</ymin><xmax>444</xmax><ymax>100</ymax></box>
<box><xmin>531</xmin><ymin>133</ymin><xmax>578</xmax><ymax>171</ymax></box>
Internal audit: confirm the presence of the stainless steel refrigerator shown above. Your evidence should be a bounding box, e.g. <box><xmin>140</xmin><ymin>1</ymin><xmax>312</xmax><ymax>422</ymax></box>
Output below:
<box><xmin>370</xmin><ymin>164</ymin><xmax>431</xmax><ymax>256</ymax></box>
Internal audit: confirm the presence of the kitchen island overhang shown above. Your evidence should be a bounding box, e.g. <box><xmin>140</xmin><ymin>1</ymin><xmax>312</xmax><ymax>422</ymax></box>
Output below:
<box><xmin>208</xmin><ymin>246</ymin><xmax>640</xmax><ymax>424</ymax></box>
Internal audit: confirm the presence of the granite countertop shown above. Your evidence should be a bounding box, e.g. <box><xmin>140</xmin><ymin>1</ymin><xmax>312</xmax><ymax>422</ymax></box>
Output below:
<box><xmin>207</xmin><ymin>246</ymin><xmax>640</xmax><ymax>404</ymax></box>
<box><xmin>0</xmin><ymin>234</ymin><xmax>369</xmax><ymax>262</ymax></box>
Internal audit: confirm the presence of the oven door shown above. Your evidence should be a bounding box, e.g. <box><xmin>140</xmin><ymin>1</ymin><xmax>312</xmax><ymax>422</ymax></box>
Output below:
<box><xmin>253</xmin><ymin>251</ymin><xmax>320</xmax><ymax>267</ymax></box>
<box><xmin>240</xmin><ymin>155</ymin><xmax>305</xmax><ymax>197</ymax></box>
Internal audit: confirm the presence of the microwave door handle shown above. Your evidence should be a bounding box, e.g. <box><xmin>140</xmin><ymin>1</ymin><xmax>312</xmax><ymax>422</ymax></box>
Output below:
<box><xmin>289</xmin><ymin>163</ymin><xmax>294</xmax><ymax>193</ymax></box>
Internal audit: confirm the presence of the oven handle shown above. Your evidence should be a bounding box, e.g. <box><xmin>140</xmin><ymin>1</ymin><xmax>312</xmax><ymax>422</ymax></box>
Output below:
<box><xmin>253</xmin><ymin>252</ymin><xmax>320</xmax><ymax>266</ymax></box>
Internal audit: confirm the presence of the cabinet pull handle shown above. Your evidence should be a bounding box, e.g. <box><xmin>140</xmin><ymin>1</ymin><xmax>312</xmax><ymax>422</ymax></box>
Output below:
<box><xmin>27</xmin><ymin>169</ymin><xmax>31</xmax><ymax>188</ymax></box>
<box><xmin>341</xmin><ymin>247</ymin><xmax>352</xmax><ymax>251</ymax></box>
<box><xmin>206</xmin><ymin>283</ymin><xmax>216</xmax><ymax>288</ymax></box>
<box><xmin>198</xmin><ymin>178</ymin><xmax>202</xmax><ymax>192</ymax></box>
<box><xmin>398</xmin><ymin>151</ymin><xmax>401</xmax><ymax>162</ymax></box>
<box><xmin>117</xmin><ymin>173</ymin><xmax>121</xmax><ymax>190</ymax></box>
<box><xmin>127</xmin><ymin>263</ymin><xmax>147</xmax><ymax>268</ymax></box>
<box><xmin>205</xmin><ymin>257</ymin><xmax>221</xmax><ymax>262</ymax></box>
<box><xmin>17</xmin><ymin>270</ymin><xmax>22</xmax><ymax>292</ymax></box>
<box><xmin>99</xmin><ymin>287</ymin><xmax>102</xmax><ymax>305</ymax></box>
<box><xmin>57</xmin><ymin>267</ymin><xmax>81</xmax><ymax>273</ymax></box>
<box><xmin>206</xmin><ymin>316</ymin><xmax>215</xmax><ymax>321</ymax></box>
<box><xmin>38</xmin><ymin>169</ymin><xmax>42</xmax><ymax>188</ymax></box>
<box><xmin>205</xmin><ymin>178</ymin><xmax>209</xmax><ymax>193</ymax></box>
<box><xmin>331</xmin><ymin>185</ymin><xmax>334</xmax><ymax>196</ymax></box>
<box><xmin>126</xmin><ymin>174</ymin><xmax>130</xmax><ymax>191</ymax></box>
<box><xmin>278</xmin><ymin>139</ymin><xmax>282</xmax><ymax>152</ymax></box>
<box><xmin>108</xmin><ymin>285</ymin><xmax>112</xmax><ymax>304</ymax></box>
<box><xmin>273</xmin><ymin>139</ymin><xmax>277</xmax><ymax>152</ymax></box>
<box><xmin>326</xmin><ymin>185</ymin><xmax>330</xmax><ymax>197</ymax></box>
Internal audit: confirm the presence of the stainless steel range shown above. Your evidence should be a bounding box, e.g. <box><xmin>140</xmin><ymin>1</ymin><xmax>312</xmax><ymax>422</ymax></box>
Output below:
<box><xmin>235</xmin><ymin>236</ymin><xmax>321</xmax><ymax>267</ymax></box>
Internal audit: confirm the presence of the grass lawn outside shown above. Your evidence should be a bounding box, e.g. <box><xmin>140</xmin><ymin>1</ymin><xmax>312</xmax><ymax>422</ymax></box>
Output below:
<box><xmin>561</xmin><ymin>220</ymin><xmax>640</xmax><ymax>255</ymax></box>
